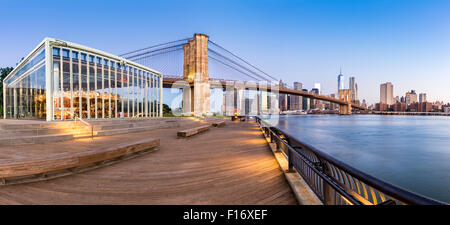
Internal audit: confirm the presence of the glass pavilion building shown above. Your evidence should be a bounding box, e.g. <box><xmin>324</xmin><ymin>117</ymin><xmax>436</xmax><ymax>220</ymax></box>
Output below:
<box><xmin>3</xmin><ymin>38</ymin><xmax>163</xmax><ymax>121</ymax></box>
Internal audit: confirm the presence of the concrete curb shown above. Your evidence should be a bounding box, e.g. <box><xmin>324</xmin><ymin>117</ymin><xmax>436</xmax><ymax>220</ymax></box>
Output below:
<box><xmin>258</xmin><ymin>125</ymin><xmax>323</xmax><ymax>205</ymax></box>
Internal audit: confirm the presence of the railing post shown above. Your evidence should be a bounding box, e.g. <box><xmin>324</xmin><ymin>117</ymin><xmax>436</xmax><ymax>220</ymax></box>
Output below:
<box><xmin>287</xmin><ymin>148</ymin><xmax>294</xmax><ymax>173</ymax></box>
<box><xmin>322</xmin><ymin>162</ymin><xmax>335</xmax><ymax>205</ymax></box>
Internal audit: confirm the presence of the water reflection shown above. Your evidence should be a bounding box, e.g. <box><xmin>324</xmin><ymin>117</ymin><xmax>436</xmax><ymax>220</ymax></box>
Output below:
<box><xmin>277</xmin><ymin>115</ymin><xmax>450</xmax><ymax>203</ymax></box>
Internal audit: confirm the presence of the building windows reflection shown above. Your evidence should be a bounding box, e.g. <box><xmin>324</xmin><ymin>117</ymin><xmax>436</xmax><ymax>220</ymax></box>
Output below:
<box><xmin>3</xmin><ymin>38</ymin><xmax>162</xmax><ymax>121</ymax></box>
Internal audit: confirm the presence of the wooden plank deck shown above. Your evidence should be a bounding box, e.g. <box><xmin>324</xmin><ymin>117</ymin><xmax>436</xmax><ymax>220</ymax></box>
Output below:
<box><xmin>0</xmin><ymin>120</ymin><xmax>297</xmax><ymax>205</ymax></box>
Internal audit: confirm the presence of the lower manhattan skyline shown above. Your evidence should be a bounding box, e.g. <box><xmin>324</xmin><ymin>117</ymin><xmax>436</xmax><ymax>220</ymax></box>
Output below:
<box><xmin>0</xmin><ymin>0</ymin><xmax>449</xmax><ymax>104</ymax></box>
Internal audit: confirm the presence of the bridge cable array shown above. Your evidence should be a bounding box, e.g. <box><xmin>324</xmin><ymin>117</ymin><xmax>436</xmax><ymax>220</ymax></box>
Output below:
<box><xmin>208</xmin><ymin>40</ymin><xmax>279</xmax><ymax>82</ymax></box>
<box><xmin>119</xmin><ymin>38</ymin><xmax>190</xmax><ymax>57</ymax></box>
<box><xmin>120</xmin><ymin>37</ymin><xmax>281</xmax><ymax>83</ymax></box>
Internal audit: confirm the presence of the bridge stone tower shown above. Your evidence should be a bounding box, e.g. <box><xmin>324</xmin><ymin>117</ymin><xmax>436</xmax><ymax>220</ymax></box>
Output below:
<box><xmin>338</xmin><ymin>89</ymin><xmax>352</xmax><ymax>115</ymax></box>
<box><xmin>182</xmin><ymin>33</ymin><xmax>210</xmax><ymax>115</ymax></box>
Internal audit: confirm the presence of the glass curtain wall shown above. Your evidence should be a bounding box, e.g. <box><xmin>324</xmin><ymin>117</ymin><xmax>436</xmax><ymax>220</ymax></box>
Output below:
<box><xmin>3</xmin><ymin>40</ymin><xmax>162</xmax><ymax>121</ymax></box>
<box><xmin>4</xmin><ymin>47</ymin><xmax>46</xmax><ymax>119</ymax></box>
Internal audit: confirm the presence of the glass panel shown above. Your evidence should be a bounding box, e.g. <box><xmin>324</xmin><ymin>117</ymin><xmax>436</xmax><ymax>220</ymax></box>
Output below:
<box><xmin>5</xmin><ymin>65</ymin><xmax>46</xmax><ymax>119</ymax></box>
<box><xmin>62</xmin><ymin>54</ymin><xmax>70</xmax><ymax>119</ymax></box>
<box><xmin>81</xmin><ymin>60</ymin><xmax>88</xmax><ymax>118</ymax></box>
<box><xmin>144</xmin><ymin>74</ymin><xmax>148</xmax><ymax>117</ymax></box>
<box><xmin>104</xmin><ymin>61</ymin><xmax>111</xmax><ymax>118</ymax></box>
<box><xmin>111</xmin><ymin>62</ymin><xmax>117</xmax><ymax>118</ymax></box>
<box><xmin>117</xmin><ymin>64</ymin><xmax>123</xmax><ymax>118</ymax></box>
<box><xmin>62</xmin><ymin>49</ymin><xmax>70</xmax><ymax>58</ymax></box>
<box><xmin>89</xmin><ymin>56</ymin><xmax>96</xmax><ymax>119</ymax></box>
<box><xmin>152</xmin><ymin>73</ymin><xmax>155</xmax><ymax>117</ymax></box>
<box><xmin>156</xmin><ymin>75</ymin><xmax>160</xmax><ymax>117</ymax></box>
<box><xmin>137</xmin><ymin>70</ymin><xmax>141</xmax><ymax>117</ymax></box>
<box><xmin>73</xmin><ymin>52</ymin><xmax>80</xmax><ymax>118</ymax></box>
<box><xmin>53</xmin><ymin>52</ymin><xmax>61</xmax><ymax>120</ymax></box>
<box><xmin>53</xmin><ymin>47</ymin><xmax>60</xmax><ymax>56</ymax></box>
<box><xmin>5</xmin><ymin>47</ymin><xmax>45</xmax><ymax>86</ymax></box>
<box><xmin>125</xmin><ymin>66</ymin><xmax>130</xmax><ymax>117</ymax></box>
<box><xmin>133</xmin><ymin>68</ymin><xmax>138</xmax><ymax>116</ymax></box>
<box><xmin>96</xmin><ymin>57</ymin><xmax>103</xmax><ymax>118</ymax></box>
<box><xmin>130</xmin><ymin>67</ymin><xmax>135</xmax><ymax>117</ymax></box>
<box><xmin>81</xmin><ymin>53</ymin><xmax>87</xmax><ymax>62</ymax></box>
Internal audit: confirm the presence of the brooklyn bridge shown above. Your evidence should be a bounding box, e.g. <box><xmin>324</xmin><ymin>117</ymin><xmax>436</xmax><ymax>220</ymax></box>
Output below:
<box><xmin>120</xmin><ymin>33</ymin><xmax>365</xmax><ymax>116</ymax></box>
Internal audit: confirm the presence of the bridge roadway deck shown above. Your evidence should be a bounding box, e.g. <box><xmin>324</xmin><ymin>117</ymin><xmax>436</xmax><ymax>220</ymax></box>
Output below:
<box><xmin>0</xmin><ymin>119</ymin><xmax>297</xmax><ymax>205</ymax></box>
<box><xmin>162</xmin><ymin>77</ymin><xmax>365</xmax><ymax>110</ymax></box>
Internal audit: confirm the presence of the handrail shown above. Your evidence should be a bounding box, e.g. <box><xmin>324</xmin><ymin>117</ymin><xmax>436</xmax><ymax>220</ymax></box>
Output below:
<box><xmin>68</xmin><ymin>112</ymin><xmax>94</xmax><ymax>140</ymax></box>
<box><xmin>133</xmin><ymin>113</ymin><xmax>143</xmax><ymax>118</ymax></box>
<box><xmin>256</xmin><ymin>116</ymin><xmax>447</xmax><ymax>205</ymax></box>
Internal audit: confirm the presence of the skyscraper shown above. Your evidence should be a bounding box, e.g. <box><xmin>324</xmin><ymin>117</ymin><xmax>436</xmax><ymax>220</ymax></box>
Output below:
<box><xmin>311</xmin><ymin>88</ymin><xmax>320</xmax><ymax>109</ymax></box>
<box><xmin>419</xmin><ymin>93</ymin><xmax>427</xmax><ymax>102</ymax></box>
<box><xmin>302</xmin><ymin>89</ymin><xmax>310</xmax><ymax>110</ymax></box>
<box><xmin>380</xmin><ymin>82</ymin><xmax>394</xmax><ymax>105</ymax></box>
<box><xmin>314</xmin><ymin>83</ymin><xmax>321</xmax><ymax>94</ymax></box>
<box><xmin>337</xmin><ymin>69</ymin><xmax>344</xmax><ymax>93</ymax></box>
<box><xmin>279</xmin><ymin>80</ymin><xmax>288</xmax><ymax>111</ymax></box>
<box><xmin>292</xmin><ymin>82</ymin><xmax>303</xmax><ymax>110</ymax></box>
<box><xmin>349</xmin><ymin>77</ymin><xmax>358</xmax><ymax>102</ymax></box>
<box><xmin>406</xmin><ymin>90</ymin><xmax>418</xmax><ymax>106</ymax></box>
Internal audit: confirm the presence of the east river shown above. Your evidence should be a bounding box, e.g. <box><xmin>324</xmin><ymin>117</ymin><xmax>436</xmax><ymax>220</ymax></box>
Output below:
<box><xmin>274</xmin><ymin>115</ymin><xmax>450</xmax><ymax>203</ymax></box>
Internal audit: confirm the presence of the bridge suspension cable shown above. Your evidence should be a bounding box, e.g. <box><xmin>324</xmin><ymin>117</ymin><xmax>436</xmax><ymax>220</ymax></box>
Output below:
<box><xmin>125</xmin><ymin>44</ymin><xmax>185</xmax><ymax>60</ymax></box>
<box><xmin>208</xmin><ymin>55</ymin><xmax>262</xmax><ymax>81</ymax></box>
<box><xmin>119</xmin><ymin>38</ymin><xmax>189</xmax><ymax>57</ymax></box>
<box><xmin>208</xmin><ymin>40</ymin><xmax>279</xmax><ymax>82</ymax></box>
<box><xmin>120</xmin><ymin>36</ymin><xmax>282</xmax><ymax>83</ymax></box>
<box><xmin>129</xmin><ymin>47</ymin><xmax>183</xmax><ymax>62</ymax></box>
<box><xmin>208</xmin><ymin>48</ymin><xmax>273</xmax><ymax>82</ymax></box>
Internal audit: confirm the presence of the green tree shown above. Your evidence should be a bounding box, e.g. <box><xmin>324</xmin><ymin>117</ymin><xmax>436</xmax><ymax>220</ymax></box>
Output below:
<box><xmin>163</xmin><ymin>103</ymin><xmax>172</xmax><ymax>116</ymax></box>
<box><xmin>0</xmin><ymin>67</ymin><xmax>14</xmax><ymax>117</ymax></box>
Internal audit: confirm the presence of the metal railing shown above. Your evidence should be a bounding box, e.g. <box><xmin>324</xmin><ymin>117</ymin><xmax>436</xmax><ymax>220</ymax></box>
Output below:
<box><xmin>68</xmin><ymin>112</ymin><xmax>95</xmax><ymax>139</ymax></box>
<box><xmin>256</xmin><ymin>116</ymin><xmax>447</xmax><ymax>205</ymax></box>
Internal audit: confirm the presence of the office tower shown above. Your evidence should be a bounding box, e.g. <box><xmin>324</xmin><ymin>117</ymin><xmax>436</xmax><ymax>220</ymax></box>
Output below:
<box><xmin>311</xmin><ymin>88</ymin><xmax>319</xmax><ymax>109</ymax></box>
<box><xmin>314</xmin><ymin>83</ymin><xmax>321</xmax><ymax>94</ymax></box>
<box><xmin>349</xmin><ymin>77</ymin><xmax>358</xmax><ymax>102</ymax></box>
<box><xmin>279</xmin><ymin>80</ymin><xmax>288</xmax><ymax>111</ymax></box>
<box><xmin>406</xmin><ymin>90</ymin><xmax>418</xmax><ymax>106</ymax></box>
<box><xmin>292</xmin><ymin>82</ymin><xmax>303</xmax><ymax>110</ymax></box>
<box><xmin>361</xmin><ymin>99</ymin><xmax>367</xmax><ymax>108</ymax></box>
<box><xmin>302</xmin><ymin>89</ymin><xmax>310</xmax><ymax>110</ymax></box>
<box><xmin>380</xmin><ymin>82</ymin><xmax>394</xmax><ymax>105</ymax></box>
<box><xmin>419</xmin><ymin>93</ymin><xmax>427</xmax><ymax>102</ymax></box>
<box><xmin>337</xmin><ymin>69</ymin><xmax>344</xmax><ymax>93</ymax></box>
<box><xmin>394</xmin><ymin>96</ymin><xmax>400</xmax><ymax>103</ymax></box>
<box><xmin>330</xmin><ymin>94</ymin><xmax>337</xmax><ymax>110</ymax></box>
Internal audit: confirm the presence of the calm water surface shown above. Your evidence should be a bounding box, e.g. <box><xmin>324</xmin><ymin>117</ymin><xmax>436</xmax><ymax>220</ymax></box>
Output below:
<box><xmin>275</xmin><ymin>115</ymin><xmax>450</xmax><ymax>203</ymax></box>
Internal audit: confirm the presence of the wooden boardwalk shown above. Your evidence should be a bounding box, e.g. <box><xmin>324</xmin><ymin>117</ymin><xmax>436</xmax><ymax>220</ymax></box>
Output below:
<box><xmin>0</xmin><ymin>120</ymin><xmax>297</xmax><ymax>205</ymax></box>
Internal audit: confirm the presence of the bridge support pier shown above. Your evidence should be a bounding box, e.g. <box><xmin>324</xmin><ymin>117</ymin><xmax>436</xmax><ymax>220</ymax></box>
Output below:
<box><xmin>338</xmin><ymin>89</ymin><xmax>352</xmax><ymax>115</ymax></box>
<box><xmin>182</xmin><ymin>33</ymin><xmax>210</xmax><ymax>116</ymax></box>
<box><xmin>338</xmin><ymin>103</ymin><xmax>352</xmax><ymax>115</ymax></box>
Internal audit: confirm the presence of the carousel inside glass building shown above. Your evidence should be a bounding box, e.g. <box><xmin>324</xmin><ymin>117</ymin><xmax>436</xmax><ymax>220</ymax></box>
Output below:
<box><xmin>2</xmin><ymin>38</ymin><xmax>163</xmax><ymax>121</ymax></box>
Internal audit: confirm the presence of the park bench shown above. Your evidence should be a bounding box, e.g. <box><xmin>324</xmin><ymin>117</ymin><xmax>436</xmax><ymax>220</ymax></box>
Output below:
<box><xmin>177</xmin><ymin>124</ymin><xmax>211</xmax><ymax>137</ymax></box>
<box><xmin>0</xmin><ymin>138</ymin><xmax>160</xmax><ymax>185</ymax></box>
<box><xmin>212</xmin><ymin>121</ymin><xmax>226</xmax><ymax>127</ymax></box>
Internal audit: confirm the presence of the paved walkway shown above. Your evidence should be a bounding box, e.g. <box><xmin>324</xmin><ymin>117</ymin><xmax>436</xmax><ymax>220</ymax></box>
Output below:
<box><xmin>0</xmin><ymin>120</ymin><xmax>297</xmax><ymax>205</ymax></box>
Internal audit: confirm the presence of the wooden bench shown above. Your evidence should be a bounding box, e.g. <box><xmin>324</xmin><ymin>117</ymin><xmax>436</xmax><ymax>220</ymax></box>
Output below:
<box><xmin>0</xmin><ymin>138</ymin><xmax>160</xmax><ymax>183</ymax></box>
<box><xmin>177</xmin><ymin>125</ymin><xmax>211</xmax><ymax>137</ymax></box>
<box><xmin>212</xmin><ymin>121</ymin><xmax>226</xmax><ymax>127</ymax></box>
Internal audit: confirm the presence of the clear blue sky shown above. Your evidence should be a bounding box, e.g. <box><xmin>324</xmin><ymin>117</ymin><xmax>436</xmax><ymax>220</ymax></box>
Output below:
<box><xmin>1</xmin><ymin>0</ymin><xmax>449</xmax><ymax>104</ymax></box>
